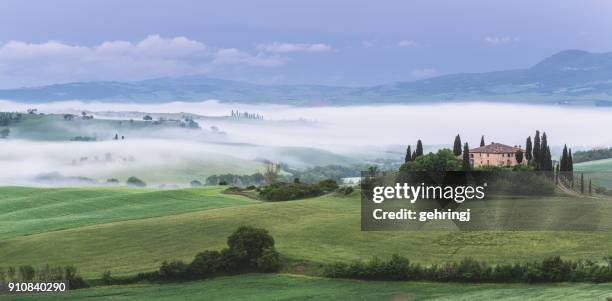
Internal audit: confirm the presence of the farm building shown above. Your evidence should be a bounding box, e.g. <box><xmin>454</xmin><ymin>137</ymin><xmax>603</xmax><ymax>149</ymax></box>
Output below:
<box><xmin>468</xmin><ymin>142</ymin><xmax>525</xmax><ymax>167</ymax></box>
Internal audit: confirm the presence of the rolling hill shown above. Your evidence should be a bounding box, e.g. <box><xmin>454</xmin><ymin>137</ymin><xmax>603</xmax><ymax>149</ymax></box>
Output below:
<box><xmin>1</xmin><ymin>50</ymin><xmax>612</xmax><ymax>105</ymax></box>
<box><xmin>1</xmin><ymin>186</ymin><xmax>610</xmax><ymax>278</ymax></box>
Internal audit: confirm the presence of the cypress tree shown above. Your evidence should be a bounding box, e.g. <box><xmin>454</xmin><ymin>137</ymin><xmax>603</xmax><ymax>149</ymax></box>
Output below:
<box><xmin>580</xmin><ymin>173</ymin><xmax>584</xmax><ymax>194</ymax></box>
<box><xmin>544</xmin><ymin>146</ymin><xmax>553</xmax><ymax>171</ymax></box>
<box><xmin>533</xmin><ymin>131</ymin><xmax>541</xmax><ymax>169</ymax></box>
<box><xmin>480</xmin><ymin>135</ymin><xmax>485</xmax><ymax>147</ymax></box>
<box><xmin>568</xmin><ymin>149</ymin><xmax>573</xmax><ymax>171</ymax></box>
<box><xmin>589</xmin><ymin>179</ymin><xmax>592</xmax><ymax>195</ymax></box>
<box><xmin>515</xmin><ymin>149</ymin><xmax>524</xmax><ymax>164</ymax></box>
<box><xmin>411</xmin><ymin>150</ymin><xmax>417</xmax><ymax>161</ymax></box>
<box><xmin>453</xmin><ymin>135</ymin><xmax>462</xmax><ymax>156</ymax></box>
<box><xmin>405</xmin><ymin>145</ymin><xmax>412</xmax><ymax>163</ymax></box>
<box><xmin>415</xmin><ymin>140</ymin><xmax>424</xmax><ymax>158</ymax></box>
<box><xmin>560</xmin><ymin>145</ymin><xmax>568</xmax><ymax>172</ymax></box>
<box><xmin>540</xmin><ymin>132</ymin><xmax>548</xmax><ymax>169</ymax></box>
<box><xmin>525</xmin><ymin>136</ymin><xmax>533</xmax><ymax>163</ymax></box>
<box><xmin>462</xmin><ymin>142</ymin><xmax>470</xmax><ymax>171</ymax></box>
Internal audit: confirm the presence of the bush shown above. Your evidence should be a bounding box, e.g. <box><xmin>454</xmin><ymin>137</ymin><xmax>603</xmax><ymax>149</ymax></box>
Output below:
<box><xmin>159</xmin><ymin>260</ymin><xmax>189</xmax><ymax>281</ymax></box>
<box><xmin>106</xmin><ymin>178</ymin><xmax>120</xmax><ymax>184</ymax></box>
<box><xmin>188</xmin><ymin>251</ymin><xmax>223</xmax><ymax>278</ymax></box>
<box><xmin>256</xmin><ymin>248</ymin><xmax>281</xmax><ymax>272</ymax></box>
<box><xmin>257</xmin><ymin>179</ymin><xmax>338</xmax><ymax>201</ymax></box>
<box><xmin>219</xmin><ymin>180</ymin><xmax>228</xmax><ymax>186</ymax></box>
<box><xmin>227</xmin><ymin>226</ymin><xmax>275</xmax><ymax>268</ymax></box>
<box><xmin>126</xmin><ymin>176</ymin><xmax>146</xmax><ymax>187</ymax></box>
<box><xmin>156</xmin><ymin>226</ymin><xmax>280</xmax><ymax>282</ymax></box>
<box><xmin>190</xmin><ymin>180</ymin><xmax>202</xmax><ymax>187</ymax></box>
<box><xmin>64</xmin><ymin>266</ymin><xmax>89</xmax><ymax>289</ymax></box>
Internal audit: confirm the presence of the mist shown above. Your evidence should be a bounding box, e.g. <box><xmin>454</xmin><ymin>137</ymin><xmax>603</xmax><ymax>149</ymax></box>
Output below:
<box><xmin>1</xmin><ymin>100</ymin><xmax>611</xmax><ymax>186</ymax></box>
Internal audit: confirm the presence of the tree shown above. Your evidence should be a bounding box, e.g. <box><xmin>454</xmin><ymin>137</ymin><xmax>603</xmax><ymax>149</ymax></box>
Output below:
<box><xmin>540</xmin><ymin>132</ymin><xmax>549</xmax><ymax>169</ymax></box>
<box><xmin>114</xmin><ymin>134</ymin><xmax>119</xmax><ymax>140</ymax></box>
<box><xmin>560</xmin><ymin>145</ymin><xmax>569</xmax><ymax>172</ymax></box>
<box><xmin>190</xmin><ymin>180</ymin><xmax>203</xmax><ymax>187</ymax></box>
<box><xmin>480</xmin><ymin>135</ymin><xmax>485</xmax><ymax>147</ymax></box>
<box><xmin>126</xmin><ymin>176</ymin><xmax>146</xmax><ymax>187</ymax></box>
<box><xmin>515</xmin><ymin>149</ymin><xmax>524</xmax><ymax>164</ymax></box>
<box><xmin>568</xmin><ymin>149</ymin><xmax>573</xmax><ymax>171</ymax></box>
<box><xmin>226</xmin><ymin>226</ymin><xmax>276</xmax><ymax>268</ymax></box>
<box><xmin>400</xmin><ymin>149</ymin><xmax>462</xmax><ymax>172</ymax></box>
<box><xmin>405</xmin><ymin>145</ymin><xmax>412</xmax><ymax>163</ymax></box>
<box><xmin>589</xmin><ymin>179</ymin><xmax>592</xmax><ymax>195</ymax></box>
<box><xmin>543</xmin><ymin>146</ymin><xmax>553</xmax><ymax>171</ymax></box>
<box><xmin>143</xmin><ymin>115</ymin><xmax>153</xmax><ymax>121</ymax></box>
<box><xmin>533</xmin><ymin>131</ymin><xmax>541</xmax><ymax>169</ymax></box>
<box><xmin>453</xmin><ymin>134</ymin><xmax>462</xmax><ymax>156</ymax></box>
<box><xmin>462</xmin><ymin>143</ymin><xmax>470</xmax><ymax>171</ymax></box>
<box><xmin>580</xmin><ymin>173</ymin><xmax>584</xmax><ymax>194</ymax></box>
<box><xmin>525</xmin><ymin>136</ymin><xmax>533</xmax><ymax>163</ymax></box>
<box><xmin>263</xmin><ymin>163</ymin><xmax>281</xmax><ymax>184</ymax></box>
<box><xmin>415</xmin><ymin>140</ymin><xmax>424</xmax><ymax>158</ymax></box>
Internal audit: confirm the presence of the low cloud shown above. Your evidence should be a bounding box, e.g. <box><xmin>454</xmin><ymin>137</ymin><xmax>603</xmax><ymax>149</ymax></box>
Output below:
<box><xmin>483</xmin><ymin>36</ymin><xmax>520</xmax><ymax>45</ymax></box>
<box><xmin>398</xmin><ymin>40</ymin><xmax>417</xmax><ymax>47</ymax></box>
<box><xmin>411</xmin><ymin>68</ymin><xmax>438</xmax><ymax>79</ymax></box>
<box><xmin>256</xmin><ymin>42</ymin><xmax>334</xmax><ymax>53</ymax></box>
<box><xmin>0</xmin><ymin>35</ymin><xmax>286</xmax><ymax>87</ymax></box>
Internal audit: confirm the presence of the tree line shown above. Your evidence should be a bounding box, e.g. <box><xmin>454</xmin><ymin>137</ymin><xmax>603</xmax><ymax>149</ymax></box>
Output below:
<box><xmin>404</xmin><ymin>130</ymin><xmax>573</xmax><ymax>172</ymax></box>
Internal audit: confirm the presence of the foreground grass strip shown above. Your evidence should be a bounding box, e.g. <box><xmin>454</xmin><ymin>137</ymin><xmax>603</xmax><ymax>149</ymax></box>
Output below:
<box><xmin>4</xmin><ymin>274</ymin><xmax>612</xmax><ymax>301</ymax></box>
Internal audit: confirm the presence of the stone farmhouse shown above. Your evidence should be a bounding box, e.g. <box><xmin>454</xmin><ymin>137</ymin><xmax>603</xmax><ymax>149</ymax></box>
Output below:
<box><xmin>469</xmin><ymin>142</ymin><xmax>525</xmax><ymax>167</ymax></box>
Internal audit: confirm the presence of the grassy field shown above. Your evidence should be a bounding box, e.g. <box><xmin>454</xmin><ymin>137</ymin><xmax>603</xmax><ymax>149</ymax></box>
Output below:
<box><xmin>0</xmin><ymin>186</ymin><xmax>610</xmax><ymax>278</ymax></box>
<box><xmin>5</xmin><ymin>274</ymin><xmax>612</xmax><ymax>301</ymax></box>
<box><xmin>0</xmin><ymin>186</ymin><xmax>259</xmax><ymax>239</ymax></box>
<box><xmin>575</xmin><ymin>158</ymin><xmax>612</xmax><ymax>189</ymax></box>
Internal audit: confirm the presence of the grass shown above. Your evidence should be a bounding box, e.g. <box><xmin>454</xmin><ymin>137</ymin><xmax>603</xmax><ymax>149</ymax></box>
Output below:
<box><xmin>0</xmin><ymin>187</ymin><xmax>610</xmax><ymax>278</ymax></box>
<box><xmin>575</xmin><ymin>158</ymin><xmax>612</xmax><ymax>189</ymax></box>
<box><xmin>4</xmin><ymin>274</ymin><xmax>612</xmax><ymax>301</ymax></box>
<box><xmin>0</xmin><ymin>186</ymin><xmax>259</xmax><ymax>239</ymax></box>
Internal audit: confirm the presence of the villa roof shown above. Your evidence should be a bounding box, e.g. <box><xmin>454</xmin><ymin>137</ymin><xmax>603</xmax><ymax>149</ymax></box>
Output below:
<box><xmin>469</xmin><ymin>143</ymin><xmax>520</xmax><ymax>154</ymax></box>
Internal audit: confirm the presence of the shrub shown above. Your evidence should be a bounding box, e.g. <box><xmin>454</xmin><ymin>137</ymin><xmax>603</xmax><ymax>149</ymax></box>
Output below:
<box><xmin>188</xmin><ymin>251</ymin><xmax>223</xmax><ymax>278</ymax></box>
<box><xmin>64</xmin><ymin>266</ymin><xmax>89</xmax><ymax>289</ymax></box>
<box><xmin>106</xmin><ymin>178</ymin><xmax>120</xmax><ymax>184</ymax></box>
<box><xmin>227</xmin><ymin>226</ymin><xmax>275</xmax><ymax>268</ymax></box>
<box><xmin>219</xmin><ymin>180</ymin><xmax>228</xmax><ymax>186</ymax></box>
<box><xmin>159</xmin><ymin>260</ymin><xmax>189</xmax><ymax>281</ymax></box>
<box><xmin>126</xmin><ymin>176</ymin><xmax>146</xmax><ymax>187</ymax></box>
<box><xmin>190</xmin><ymin>180</ymin><xmax>202</xmax><ymax>187</ymax></box>
<box><xmin>256</xmin><ymin>248</ymin><xmax>281</xmax><ymax>272</ymax></box>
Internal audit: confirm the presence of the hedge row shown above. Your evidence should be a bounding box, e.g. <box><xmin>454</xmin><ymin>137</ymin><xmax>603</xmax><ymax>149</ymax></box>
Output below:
<box><xmin>325</xmin><ymin>255</ymin><xmax>612</xmax><ymax>283</ymax></box>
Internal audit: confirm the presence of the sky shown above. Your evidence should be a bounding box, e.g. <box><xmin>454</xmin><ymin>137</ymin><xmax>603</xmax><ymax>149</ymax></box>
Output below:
<box><xmin>0</xmin><ymin>0</ymin><xmax>611</xmax><ymax>88</ymax></box>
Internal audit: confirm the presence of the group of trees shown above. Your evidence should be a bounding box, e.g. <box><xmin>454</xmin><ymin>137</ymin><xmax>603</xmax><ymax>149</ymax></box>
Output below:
<box><xmin>230</xmin><ymin>110</ymin><xmax>264</xmax><ymax>120</ymax></box>
<box><xmin>0</xmin><ymin>112</ymin><xmax>22</xmax><ymax>126</ymax></box>
<box><xmin>119</xmin><ymin>226</ymin><xmax>281</xmax><ymax>283</ymax></box>
<box><xmin>572</xmin><ymin>147</ymin><xmax>612</xmax><ymax>163</ymax></box>
<box><xmin>257</xmin><ymin>179</ymin><xmax>339</xmax><ymax>201</ymax></box>
<box><xmin>206</xmin><ymin>173</ymin><xmax>266</xmax><ymax>187</ymax></box>
<box><xmin>404</xmin><ymin>140</ymin><xmax>424</xmax><ymax>163</ymax></box>
<box><xmin>325</xmin><ymin>255</ymin><xmax>612</xmax><ymax>283</ymax></box>
<box><xmin>524</xmin><ymin>131</ymin><xmax>554</xmax><ymax>171</ymax></box>
<box><xmin>0</xmin><ymin>265</ymin><xmax>89</xmax><ymax>289</ymax></box>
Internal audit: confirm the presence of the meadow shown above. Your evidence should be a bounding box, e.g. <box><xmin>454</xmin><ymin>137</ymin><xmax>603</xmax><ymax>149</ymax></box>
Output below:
<box><xmin>1</xmin><ymin>186</ymin><xmax>610</xmax><ymax>279</ymax></box>
<box><xmin>4</xmin><ymin>274</ymin><xmax>612</xmax><ymax>301</ymax></box>
<box><xmin>575</xmin><ymin>158</ymin><xmax>612</xmax><ymax>189</ymax></box>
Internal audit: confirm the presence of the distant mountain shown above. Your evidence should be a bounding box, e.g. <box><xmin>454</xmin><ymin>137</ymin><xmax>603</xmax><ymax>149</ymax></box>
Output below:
<box><xmin>2</xmin><ymin>49</ymin><xmax>612</xmax><ymax>105</ymax></box>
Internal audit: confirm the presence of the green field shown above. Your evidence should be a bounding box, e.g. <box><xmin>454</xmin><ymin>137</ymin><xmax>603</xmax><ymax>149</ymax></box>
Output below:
<box><xmin>4</xmin><ymin>274</ymin><xmax>612</xmax><ymax>301</ymax></box>
<box><xmin>575</xmin><ymin>158</ymin><xmax>612</xmax><ymax>189</ymax></box>
<box><xmin>0</xmin><ymin>186</ymin><xmax>259</xmax><ymax>239</ymax></box>
<box><xmin>1</xmin><ymin>186</ymin><xmax>611</xmax><ymax>278</ymax></box>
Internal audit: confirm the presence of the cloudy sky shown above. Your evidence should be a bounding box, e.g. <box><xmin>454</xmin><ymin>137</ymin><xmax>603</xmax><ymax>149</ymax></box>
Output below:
<box><xmin>0</xmin><ymin>0</ymin><xmax>611</xmax><ymax>88</ymax></box>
